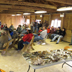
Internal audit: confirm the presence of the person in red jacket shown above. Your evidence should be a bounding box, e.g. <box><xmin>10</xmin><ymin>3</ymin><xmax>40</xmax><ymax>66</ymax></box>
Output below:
<box><xmin>17</xmin><ymin>30</ymin><xmax>33</xmax><ymax>51</ymax></box>
<box><xmin>47</xmin><ymin>26</ymin><xmax>50</xmax><ymax>35</ymax></box>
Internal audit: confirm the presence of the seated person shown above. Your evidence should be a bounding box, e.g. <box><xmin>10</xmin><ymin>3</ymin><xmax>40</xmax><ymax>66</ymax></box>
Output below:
<box><xmin>17</xmin><ymin>30</ymin><xmax>33</xmax><ymax>51</ymax></box>
<box><xmin>34</xmin><ymin>26</ymin><xmax>47</xmax><ymax>42</ymax></box>
<box><xmin>3</xmin><ymin>24</ymin><xmax>8</xmax><ymax>30</ymax></box>
<box><xmin>38</xmin><ymin>27</ymin><xmax>43</xmax><ymax>33</ymax></box>
<box><xmin>9</xmin><ymin>24</ymin><xmax>14</xmax><ymax>31</ymax></box>
<box><xmin>48</xmin><ymin>26</ymin><xmax>54</xmax><ymax>39</ymax></box>
<box><xmin>38</xmin><ymin>27</ymin><xmax>43</xmax><ymax>36</ymax></box>
<box><xmin>16</xmin><ymin>25</ymin><xmax>22</xmax><ymax>34</ymax></box>
<box><xmin>0</xmin><ymin>30</ymin><xmax>12</xmax><ymax>49</ymax></box>
<box><xmin>47</xmin><ymin>26</ymin><xmax>50</xmax><ymax>35</ymax></box>
<box><xmin>9</xmin><ymin>29</ymin><xmax>13</xmax><ymax>37</ymax></box>
<box><xmin>50</xmin><ymin>26</ymin><xmax>54</xmax><ymax>34</ymax></box>
<box><xmin>51</xmin><ymin>28</ymin><xmax>66</xmax><ymax>44</ymax></box>
<box><xmin>20</xmin><ymin>28</ymin><xmax>30</xmax><ymax>37</ymax></box>
<box><xmin>51</xmin><ymin>27</ymin><xmax>61</xmax><ymax>39</ymax></box>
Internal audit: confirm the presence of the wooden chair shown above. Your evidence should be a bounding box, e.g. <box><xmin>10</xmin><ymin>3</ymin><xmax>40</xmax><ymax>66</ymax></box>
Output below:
<box><xmin>39</xmin><ymin>35</ymin><xmax>48</xmax><ymax>45</ymax></box>
<box><xmin>1</xmin><ymin>39</ymin><xmax>14</xmax><ymax>55</ymax></box>
<box><xmin>22</xmin><ymin>36</ymin><xmax>34</xmax><ymax>53</ymax></box>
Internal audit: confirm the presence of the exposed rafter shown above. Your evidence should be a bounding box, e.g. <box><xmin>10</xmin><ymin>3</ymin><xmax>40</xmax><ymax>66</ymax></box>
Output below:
<box><xmin>46</xmin><ymin>0</ymin><xmax>72</xmax><ymax>5</ymax></box>
<box><xmin>0</xmin><ymin>0</ymin><xmax>57</xmax><ymax>9</ymax></box>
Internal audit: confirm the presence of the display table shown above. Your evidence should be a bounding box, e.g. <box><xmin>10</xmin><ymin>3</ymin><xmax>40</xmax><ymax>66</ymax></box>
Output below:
<box><xmin>23</xmin><ymin>50</ymin><xmax>72</xmax><ymax>72</ymax></box>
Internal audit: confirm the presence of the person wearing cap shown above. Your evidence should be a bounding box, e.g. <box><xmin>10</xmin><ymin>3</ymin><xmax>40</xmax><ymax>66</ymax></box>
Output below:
<box><xmin>17</xmin><ymin>30</ymin><xmax>33</xmax><ymax>51</ymax></box>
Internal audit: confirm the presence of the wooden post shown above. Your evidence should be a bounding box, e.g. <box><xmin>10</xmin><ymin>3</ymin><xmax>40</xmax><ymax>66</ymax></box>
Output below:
<box><xmin>49</xmin><ymin>14</ymin><xmax>52</xmax><ymax>26</ymax></box>
<box><xmin>61</xmin><ymin>17</ymin><xmax>64</xmax><ymax>29</ymax></box>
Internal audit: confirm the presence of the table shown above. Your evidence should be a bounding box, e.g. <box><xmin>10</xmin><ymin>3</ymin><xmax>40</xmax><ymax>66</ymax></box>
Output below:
<box><xmin>26</xmin><ymin>59</ymin><xmax>72</xmax><ymax>72</ymax></box>
<box><xmin>23</xmin><ymin>50</ymin><xmax>72</xmax><ymax>72</ymax></box>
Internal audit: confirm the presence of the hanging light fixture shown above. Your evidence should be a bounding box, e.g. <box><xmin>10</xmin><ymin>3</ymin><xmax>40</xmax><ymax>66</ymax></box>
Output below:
<box><xmin>35</xmin><ymin>11</ymin><xmax>47</xmax><ymax>14</ymax></box>
<box><xmin>23</xmin><ymin>13</ymin><xmax>30</xmax><ymax>15</ymax></box>
<box><xmin>16</xmin><ymin>14</ymin><xmax>21</xmax><ymax>16</ymax></box>
<box><xmin>12</xmin><ymin>14</ymin><xmax>15</xmax><ymax>16</ymax></box>
<box><xmin>60</xmin><ymin>13</ymin><xmax>64</xmax><ymax>17</ymax></box>
<box><xmin>57</xmin><ymin>7</ymin><xmax>72</xmax><ymax>11</ymax></box>
<box><xmin>40</xmin><ymin>15</ymin><xmax>42</xmax><ymax>17</ymax></box>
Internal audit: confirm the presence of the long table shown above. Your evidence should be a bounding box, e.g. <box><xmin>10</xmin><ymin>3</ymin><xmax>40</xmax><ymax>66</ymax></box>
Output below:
<box><xmin>23</xmin><ymin>51</ymin><xmax>72</xmax><ymax>72</ymax></box>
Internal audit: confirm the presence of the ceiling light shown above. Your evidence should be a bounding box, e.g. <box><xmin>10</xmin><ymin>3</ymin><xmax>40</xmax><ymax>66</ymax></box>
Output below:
<box><xmin>57</xmin><ymin>7</ymin><xmax>72</xmax><ymax>11</ymax></box>
<box><xmin>40</xmin><ymin>15</ymin><xmax>42</xmax><ymax>17</ymax></box>
<box><xmin>23</xmin><ymin>13</ymin><xmax>30</xmax><ymax>15</ymax></box>
<box><xmin>12</xmin><ymin>14</ymin><xmax>15</xmax><ymax>16</ymax></box>
<box><xmin>60</xmin><ymin>13</ymin><xmax>64</xmax><ymax>17</ymax></box>
<box><xmin>35</xmin><ymin>11</ymin><xmax>47</xmax><ymax>14</ymax></box>
<box><xmin>16</xmin><ymin>14</ymin><xmax>21</xmax><ymax>16</ymax></box>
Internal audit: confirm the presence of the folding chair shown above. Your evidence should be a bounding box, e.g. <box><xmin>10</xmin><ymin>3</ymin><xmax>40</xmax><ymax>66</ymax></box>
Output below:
<box><xmin>22</xmin><ymin>36</ymin><xmax>34</xmax><ymax>53</ymax></box>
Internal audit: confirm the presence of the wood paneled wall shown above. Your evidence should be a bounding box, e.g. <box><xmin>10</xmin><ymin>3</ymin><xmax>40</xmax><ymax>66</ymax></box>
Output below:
<box><xmin>0</xmin><ymin>13</ymin><xmax>72</xmax><ymax>42</ymax></box>
<box><xmin>63</xmin><ymin>13</ymin><xmax>72</xmax><ymax>42</ymax></box>
<box><xmin>0</xmin><ymin>14</ymin><xmax>23</xmax><ymax>28</ymax></box>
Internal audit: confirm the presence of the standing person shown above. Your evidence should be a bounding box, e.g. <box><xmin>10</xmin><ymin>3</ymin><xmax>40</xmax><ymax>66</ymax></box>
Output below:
<box><xmin>33</xmin><ymin>21</ymin><xmax>37</xmax><ymax>33</ymax></box>
<box><xmin>51</xmin><ymin>28</ymin><xmax>66</xmax><ymax>44</ymax></box>
<box><xmin>31</xmin><ymin>20</ymin><xmax>34</xmax><ymax>32</ymax></box>
<box><xmin>43</xmin><ymin>20</ymin><xmax>49</xmax><ymax>27</ymax></box>
<box><xmin>9</xmin><ymin>24</ymin><xmax>14</xmax><ymax>30</ymax></box>
<box><xmin>38</xmin><ymin>21</ymin><xmax>42</xmax><ymax>30</ymax></box>
<box><xmin>36</xmin><ymin>21</ymin><xmax>39</xmax><ymax>33</ymax></box>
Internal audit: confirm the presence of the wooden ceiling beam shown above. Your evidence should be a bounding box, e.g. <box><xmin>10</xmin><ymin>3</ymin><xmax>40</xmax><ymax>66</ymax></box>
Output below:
<box><xmin>46</xmin><ymin>0</ymin><xmax>72</xmax><ymax>5</ymax></box>
<box><xmin>49</xmin><ymin>2</ymin><xmax>58</xmax><ymax>7</ymax></box>
<box><xmin>0</xmin><ymin>0</ymin><xmax>57</xmax><ymax>9</ymax></box>
<box><xmin>0</xmin><ymin>5</ymin><xmax>56</xmax><ymax>11</ymax></box>
<box><xmin>7</xmin><ymin>9</ymin><xmax>35</xmax><ymax>12</ymax></box>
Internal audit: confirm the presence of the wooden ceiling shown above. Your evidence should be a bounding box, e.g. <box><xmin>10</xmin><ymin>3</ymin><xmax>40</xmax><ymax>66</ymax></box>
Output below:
<box><xmin>0</xmin><ymin>0</ymin><xmax>72</xmax><ymax>14</ymax></box>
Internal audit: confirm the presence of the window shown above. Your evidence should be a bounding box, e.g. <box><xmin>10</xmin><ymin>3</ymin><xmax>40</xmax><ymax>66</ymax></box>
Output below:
<box><xmin>51</xmin><ymin>19</ymin><xmax>61</xmax><ymax>28</ymax></box>
<box><xmin>36</xmin><ymin>19</ymin><xmax>41</xmax><ymax>23</ymax></box>
<box><xmin>26</xmin><ymin>19</ymin><xmax>30</xmax><ymax>25</ymax></box>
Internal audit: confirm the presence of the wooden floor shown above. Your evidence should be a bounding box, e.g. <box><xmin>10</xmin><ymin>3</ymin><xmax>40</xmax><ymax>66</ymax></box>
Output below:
<box><xmin>0</xmin><ymin>39</ymin><xmax>72</xmax><ymax>72</ymax></box>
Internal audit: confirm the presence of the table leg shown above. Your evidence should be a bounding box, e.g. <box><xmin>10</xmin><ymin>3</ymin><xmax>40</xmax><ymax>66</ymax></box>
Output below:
<box><xmin>34</xmin><ymin>69</ymin><xmax>36</xmax><ymax>72</ymax></box>
<box><xmin>62</xmin><ymin>62</ymin><xmax>72</xmax><ymax>68</ymax></box>
<box><xmin>27</xmin><ymin>65</ymin><xmax>30</xmax><ymax>72</ymax></box>
<box><xmin>62</xmin><ymin>62</ymin><xmax>66</xmax><ymax>68</ymax></box>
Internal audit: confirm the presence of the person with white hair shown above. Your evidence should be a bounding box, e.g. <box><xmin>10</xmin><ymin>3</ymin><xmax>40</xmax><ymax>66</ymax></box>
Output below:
<box><xmin>34</xmin><ymin>26</ymin><xmax>47</xmax><ymax>42</ymax></box>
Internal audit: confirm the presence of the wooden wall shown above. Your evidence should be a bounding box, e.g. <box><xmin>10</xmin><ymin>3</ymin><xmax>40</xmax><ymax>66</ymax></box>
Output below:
<box><xmin>0</xmin><ymin>13</ymin><xmax>72</xmax><ymax>42</ymax></box>
<box><xmin>0</xmin><ymin>14</ymin><xmax>24</xmax><ymax>28</ymax></box>
<box><xmin>63</xmin><ymin>13</ymin><xmax>72</xmax><ymax>42</ymax></box>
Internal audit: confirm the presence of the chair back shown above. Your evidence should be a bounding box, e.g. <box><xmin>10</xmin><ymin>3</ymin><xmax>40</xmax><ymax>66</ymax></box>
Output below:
<box><xmin>30</xmin><ymin>36</ymin><xmax>34</xmax><ymax>45</ymax></box>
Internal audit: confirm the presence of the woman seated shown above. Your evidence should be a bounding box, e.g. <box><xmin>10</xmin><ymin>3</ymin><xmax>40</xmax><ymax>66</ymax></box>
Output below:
<box><xmin>51</xmin><ymin>28</ymin><xmax>66</xmax><ymax>44</ymax></box>
<box><xmin>17</xmin><ymin>30</ymin><xmax>33</xmax><ymax>51</ymax></box>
